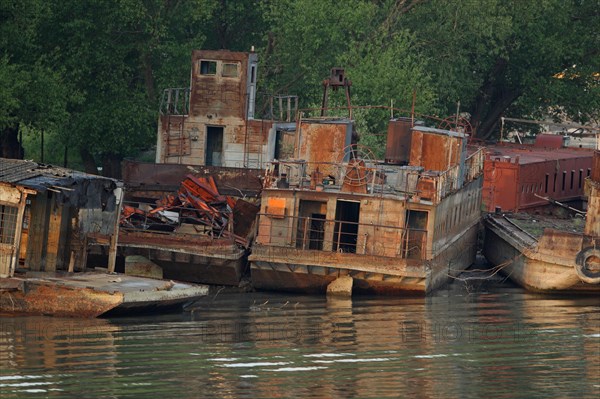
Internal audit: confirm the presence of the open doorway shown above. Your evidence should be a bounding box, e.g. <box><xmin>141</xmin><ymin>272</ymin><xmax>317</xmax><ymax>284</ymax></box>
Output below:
<box><xmin>206</xmin><ymin>126</ymin><xmax>223</xmax><ymax>166</ymax></box>
<box><xmin>274</xmin><ymin>129</ymin><xmax>295</xmax><ymax>160</ymax></box>
<box><xmin>402</xmin><ymin>210</ymin><xmax>427</xmax><ymax>259</ymax></box>
<box><xmin>296</xmin><ymin>200</ymin><xmax>327</xmax><ymax>250</ymax></box>
<box><xmin>333</xmin><ymin>200</ymin><xmax>360</xmax><ymax>253</ymax></box>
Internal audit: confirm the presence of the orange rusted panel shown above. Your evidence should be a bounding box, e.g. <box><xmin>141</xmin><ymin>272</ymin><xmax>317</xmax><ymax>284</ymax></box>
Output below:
<box><xmin>385</xmin><ymin>118</ymin><xmax>412</xmax><ymax>165</ymax></box>
<box><xmin>592</xmin><ymin>150</ymin><xmax>600</xmax><ymax>182</ymax></box>
<box><xmin>298</xmin><ymin>120</ymin><xmax>352</xmax><ymax>175</ymax></box>
<box><xmin>482</xmin><ymin>157</ymin><xmax>519</xmax><ymax>212</ymax></box>
<box><xmin>416</xmin><ymin>178</ymin><xmax>436</xmax><ymax>201</ymax></box>
<box><xmin>266</xmin><ymin>198</ymin><xmax>286</xmax><ymax>218</ymax></box>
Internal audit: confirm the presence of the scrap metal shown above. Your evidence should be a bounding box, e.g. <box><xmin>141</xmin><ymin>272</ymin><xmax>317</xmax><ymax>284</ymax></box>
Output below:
<box><xmin>120</xmin><ymin>174</ymin><xmax>252</xmax><ymax>247</ymax></box>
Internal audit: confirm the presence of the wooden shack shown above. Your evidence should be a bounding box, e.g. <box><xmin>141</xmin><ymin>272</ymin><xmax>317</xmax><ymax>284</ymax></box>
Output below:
<box><xmin>0</xmin><ymin>158</ymin><xmax>123</xmax><ymax>277</ymax></box>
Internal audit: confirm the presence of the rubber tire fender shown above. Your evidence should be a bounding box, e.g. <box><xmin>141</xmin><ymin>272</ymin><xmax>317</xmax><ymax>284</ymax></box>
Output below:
<box><xmin>575</xmin><ymin>247</ymin><xmax>600</xmax><ymax>284</ymax></box>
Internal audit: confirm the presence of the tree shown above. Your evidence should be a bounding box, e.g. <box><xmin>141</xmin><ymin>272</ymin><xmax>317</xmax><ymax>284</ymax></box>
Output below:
<box><xmin>34</xmin><ymin>0</ymin><xmax>213</xmax><ymax>176</ymax></box>
<box><xmin>0</xmin><ymin>0</ymin><xmax>69</xmax><ymax>158</ymax></box>
<box><xmin>402</xmin><ymin>0</ymin><xmax>600</xmax><ymax>139</ymax></box>
<box><xmin>260</xmin><ymin>0</ymin><xmax>378</xmax><ymax>106</ymax></box>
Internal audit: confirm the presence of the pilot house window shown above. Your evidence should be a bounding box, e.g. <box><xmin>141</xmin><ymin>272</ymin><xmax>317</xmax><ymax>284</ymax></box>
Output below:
<box><xmin>222</xmin><ymin>63</ymin><xmax>239</xmax><ymax>77</ymax></box>
<box><xmin>200</xmin><ymin>60</ymin><xmax>217</xmax><ymax>75</ymax></box>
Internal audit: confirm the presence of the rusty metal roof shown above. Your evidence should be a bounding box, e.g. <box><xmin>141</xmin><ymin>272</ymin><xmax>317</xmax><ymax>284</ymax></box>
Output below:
<box><xmin>0</xmin><ymin>158</ymin><xmax>117</xmax><ymax>192</ymax></box>
<box><xmin>486</xmin><ymin>143</ymin><xmax>594</xmax><ymax>165</ymax></box>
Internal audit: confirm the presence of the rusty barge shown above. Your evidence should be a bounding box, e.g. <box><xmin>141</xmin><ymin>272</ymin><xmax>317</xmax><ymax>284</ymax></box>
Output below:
<box><xmin>249</xmin><ymin>111</ymin><xmax>485</xmax><ymax>295</ymax></box>
<box><xmin>109</xmin><ymin>49</ymin><xmax>297</xmax><ymax>286</ymax></box>
<box><xmin>483</xmin><ymin>138</ymin><xmax>600</xmax><ymax>293</ymax></box>
<box><xmin>0</xmin><ymin>158</ymin><xmax>207</xmax><ymax>317</ymax></box>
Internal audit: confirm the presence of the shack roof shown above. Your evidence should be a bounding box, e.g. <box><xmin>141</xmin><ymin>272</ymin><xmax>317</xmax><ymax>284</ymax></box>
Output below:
<box><xmin>0</xmin><ymin>158</ymin><xmax>120</xmax><ymax>195</ymax></box>
<box><xmin>486</xmin><ymin>143</ymin><xmax>594</xmax><ymax>165</ymax></box>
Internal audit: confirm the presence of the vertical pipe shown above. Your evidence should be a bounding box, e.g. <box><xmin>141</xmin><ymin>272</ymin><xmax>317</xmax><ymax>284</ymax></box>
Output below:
<box><xmin>108</xmin><ymin>186</ymin><xmax>124</xmax><ymax>274</ymax></box>
<box><xmin>411</xmin><ymin>90</ymin><xmax>416</xmax><ymax>127</ymax></box>
<box><xmin>302</xmin><ymin>217</ymin><xmax>309</xmax><ymax>250</ymax></box>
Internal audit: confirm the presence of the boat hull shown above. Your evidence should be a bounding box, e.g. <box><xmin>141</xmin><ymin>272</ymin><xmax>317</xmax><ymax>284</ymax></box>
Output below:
<box><xmin>91</xmin><ymin>230</ymin><xmax>248</xmax><ymax>286</ymax></box>
<box><xmin>0</xmin><ymin>272</ymin><xmax>208</xmax><ymax>317</ymax></box>
<box><xmin>483</xmin><ymin>216</ymin><xmax>600</xmax><ymax>293</ymax></box>
<box><xmin>250</xmin><ymin>222</ymin><xmax>479</xmax><ymax>295</ymax></box>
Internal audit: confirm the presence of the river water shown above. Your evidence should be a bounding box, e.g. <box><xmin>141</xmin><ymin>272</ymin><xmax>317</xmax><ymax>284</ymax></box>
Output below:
<box><xmin>1</xmin><ymin>277</ymin><xmax>598</xmax><ymax>398</ymax></box>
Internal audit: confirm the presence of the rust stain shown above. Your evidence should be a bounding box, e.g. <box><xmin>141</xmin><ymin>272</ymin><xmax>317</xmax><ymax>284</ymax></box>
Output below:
<box><xmin>299</xmin><ymin>121</ymin><xmax>350</xmax><ymax>176</ymax></box>
<box><xmin>189</xmin><ymin>50</ymin><xmax>250</xmax><ymax>119</ymax></box>
<box><xmin>385</xmin><ymin>118</ymin><xmax>412</xmax><ymax>165</ymax></box>
<box><xmin>0</xmin><ymin>282</ymin><xmax>123</xmax><ymax>318</ymax></box>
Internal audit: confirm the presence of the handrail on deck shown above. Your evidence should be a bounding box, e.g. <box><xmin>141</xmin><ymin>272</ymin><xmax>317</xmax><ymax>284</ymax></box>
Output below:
<box><xmin>256</xmin><ymin>212</ymin><xmax>428</xmax><ymax>260</ymax></box>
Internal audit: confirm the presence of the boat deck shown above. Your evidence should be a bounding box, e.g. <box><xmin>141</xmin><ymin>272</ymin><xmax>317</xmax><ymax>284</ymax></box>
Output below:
<box><xmin>0</xmin><ymin>271</ymin><xmax>209</xmax><ymax>317</ymax></box>
<box><xmin>503</xmin><ymin>213</ymin><xmax>586</xmax><ymax>239</ymax></box>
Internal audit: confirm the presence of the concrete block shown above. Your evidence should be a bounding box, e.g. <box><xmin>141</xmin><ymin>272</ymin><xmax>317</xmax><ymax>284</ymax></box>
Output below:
<box><xmin>125</xmin><ymin>255</ymin><xmax>163</xmax><ymax>279</ymax></box>
<box><xmin>326</xmin><ymin>275</ymin><xmax>353</xmax><ymax>297</ymax></box>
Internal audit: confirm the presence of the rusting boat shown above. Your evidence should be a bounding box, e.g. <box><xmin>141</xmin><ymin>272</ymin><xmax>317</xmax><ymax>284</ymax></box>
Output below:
<box><xmin>483</xmin><ymin>144</ymin><xmax>600</xmax><ymax>294</ymax></box>
<box><xmin>105</xmin><ymin>49</ymin><xmax>297</xmax><ymax>286</ymax></box>
<box><xmin>0</xmin><ymin>158</ymin><xmax>207</xmax><ymax>316</ymax></box>
<box><xmin>249</xmin><ymin>104</ymin><xmax>485</xmax><ymax>294</ymax></box>
<box><xmin>0</xmin><ymin>272</ymin><xmax>208</xmax><ymax>317</ymax></box>
<box><xmin>110</xmin><ymin>172</ymin><xmax>259</xmax><ymax>286</ymax></box>
<box><xmin>482</xmin><ymin>134</ymin><xmax>594</xmax><ymax>213</ymax></box>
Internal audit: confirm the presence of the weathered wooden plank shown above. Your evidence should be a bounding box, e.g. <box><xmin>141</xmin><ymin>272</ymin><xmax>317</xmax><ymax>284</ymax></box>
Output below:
<box><xmin>44</xmin><ymin>197</ymin><xmax>63</xmax><ymax>272</ymax></box>
<box><xmin>26</xmin><ymin>193</ymin><xmax>50</xmax><ymax>271</ymax></box>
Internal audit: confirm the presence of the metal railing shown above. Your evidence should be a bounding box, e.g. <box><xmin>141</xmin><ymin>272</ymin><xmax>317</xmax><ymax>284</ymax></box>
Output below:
<box><xmin>264</xmin><ymin>147</ymin><xmax>484</xmax><ymax>203</ymax></box>
<box><xmin>159</xmin><ymin>88</ymin><xmax>191</xmax><ymax>115</ymax></box>
<box><xmin>256</xmin><ymin>213</ymin><xmax>428</xmax><ymax>260</ymax></box>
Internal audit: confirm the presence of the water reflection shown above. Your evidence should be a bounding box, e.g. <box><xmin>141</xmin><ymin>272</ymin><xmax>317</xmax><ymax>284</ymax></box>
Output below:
<box><xmin>0</xmin><ymin>282</ymin><xmax>598</xmax><ymax>398</ymax></box>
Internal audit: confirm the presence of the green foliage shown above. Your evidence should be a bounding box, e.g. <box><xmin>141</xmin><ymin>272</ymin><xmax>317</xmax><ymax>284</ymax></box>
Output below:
<box><xmin>260</xmin><ymin>0</ymin><xmax>378</xmax><ymax>103</ymax></box>
<box><xmin>1</xmin><ymin>0</ymin><xmax>597</xmax><ymax>169</ymax></box>
<box><xmin>403</xmin><ymin>0</ymin><xmax>600</xmax><ymax>137</ymax></box>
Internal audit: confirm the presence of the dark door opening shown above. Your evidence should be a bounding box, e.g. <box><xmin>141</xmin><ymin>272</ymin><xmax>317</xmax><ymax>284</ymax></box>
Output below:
<box><xmin>206</xmin><ymin>126</ymin><xmax>223</xmax><ymax>166</ymax></box>
<box><xmin>403</xmin><ymin>210</ymin><xmax>427</xmax><ymax>259</ymax></box>
<box><xmin>296</xmin><ymin>200</ymin><xmax>327</xmax><ymax>250</ymax></box>
<box><xmin>274</xmin><ymin>130</ymin><xmax>294</xmax><ymax>160</ymax></box>
<box><xmin>333</xmin><ymin>200</ymin><xmax>360</xmax><ymax>253</ymax></box>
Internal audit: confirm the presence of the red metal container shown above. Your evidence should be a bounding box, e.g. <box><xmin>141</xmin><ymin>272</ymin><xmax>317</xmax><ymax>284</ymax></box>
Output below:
<box><xmin>385</xmin><ymin>118</ymin><xmax>412</xmax><ymax>165</ymax></box>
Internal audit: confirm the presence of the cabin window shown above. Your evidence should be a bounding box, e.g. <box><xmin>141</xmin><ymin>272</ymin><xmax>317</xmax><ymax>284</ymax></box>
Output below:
<box><xmin>333</xmin><ymin>200</ymin><xmax>360</xmax><ymax>253</ymax></box>
<box><xmin>553</xmin><ymin>173</ymin><xmax>557</xmax><ymax>192</ymax></box>
<box><xmin>0</xmin><ymin>205</ymin><xmax>18</xmax><ymax>244</ymax></box>
<box><xmin>222</xmin><ymin>63</ymin><xmax>239</xmax><ymax>78</ymax></box>
<box><xmin>588</xmin><ymin>168</ymin><xmax>591</xmax><ymax>177</ymax></box>
<box><xmin>570</xmin><ymin>170</ymin><xmax>575</xmax><ymax>190</ymax></box>
<box><xmin>250</xmin><ymin>65</ymin><xmax>256</xmax><ymax>83</ymax></box>
<box><xmin>562</xmin><ymin>171</ymin><xmax>566</xmax><ymax>191</ymax></box>
<box><xmin>199</xmin><ymin>60</ymin><xmax>217</xmax><ymax>75</ymax></box>
<box><xmin>579</xmin><ymin>169</ymin><xmax>583</xmax><ymax>189</ymax></box>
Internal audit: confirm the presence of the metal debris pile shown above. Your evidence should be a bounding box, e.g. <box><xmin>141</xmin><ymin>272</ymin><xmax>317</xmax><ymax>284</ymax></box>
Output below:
<box><xmin>120</xmin><ymin>174</ymin><xmax>250</xmax><ymax>247</ymax></box>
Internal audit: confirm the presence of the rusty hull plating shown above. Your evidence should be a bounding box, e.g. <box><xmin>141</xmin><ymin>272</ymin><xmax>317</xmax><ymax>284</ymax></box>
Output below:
<box><xmin>483</xmin><ymin>149</ymin><xmax>600</xmax><ymax>292</ymax></box>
